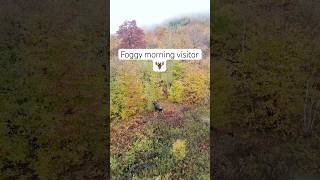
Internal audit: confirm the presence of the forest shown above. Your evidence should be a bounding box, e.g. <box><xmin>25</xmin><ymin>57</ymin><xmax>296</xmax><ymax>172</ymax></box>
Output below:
<box><xmin>212</xmin><ymin>0</ymin><xmax>320</xmax><ymax>179</ymax></box>
<box><xmin>0</xmin><ymin>1</ymin><xmax>108</xmax><ymax>179</ymax></box>
<box><xmin>110</xmin><ymin>17</ymin><xmax>210</xmax><ymax>179</ymax></box>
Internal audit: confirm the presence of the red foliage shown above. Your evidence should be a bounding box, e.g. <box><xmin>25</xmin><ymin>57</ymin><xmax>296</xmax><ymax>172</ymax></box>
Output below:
<box><xmin>110</xmin><ymin>116</ymin><xmax>146</xmax><ymax>154</ymax></box>
<box><xmin>116</xmin><ymin>20</ymin><xmax>146</xmax><ymax>49</ymax></box>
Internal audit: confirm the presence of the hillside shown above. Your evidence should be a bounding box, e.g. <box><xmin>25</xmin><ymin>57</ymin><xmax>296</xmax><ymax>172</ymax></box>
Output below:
<box><xmin>110</xmin><ymin>17</ymin><xmax>210</xmax><ymax>179</ymax></box>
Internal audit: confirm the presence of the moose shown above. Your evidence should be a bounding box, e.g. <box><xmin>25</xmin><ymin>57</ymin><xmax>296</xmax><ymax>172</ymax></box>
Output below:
<box><xmin>155</xmin><ymin>62</ymin><xmax>164</xmax><ymax>70</ymax></box>
<box><xmin>153</xmin><ymin>101</ymin><xmax>164</xmax><ymax>116</ymax></box>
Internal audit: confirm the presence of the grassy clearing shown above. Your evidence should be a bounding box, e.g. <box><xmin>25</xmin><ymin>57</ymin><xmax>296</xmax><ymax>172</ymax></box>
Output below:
<box><xmin>110</xmin><ymin>105</ymin><xmax>210</xmax><ymax>179</ymax></box>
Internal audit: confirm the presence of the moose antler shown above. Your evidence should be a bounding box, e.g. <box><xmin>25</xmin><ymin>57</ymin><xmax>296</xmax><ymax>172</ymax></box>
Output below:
<box><xmin>155</xmin><ymin>62</ymin><xmax>164</xmax><ymax>70</ymax></box>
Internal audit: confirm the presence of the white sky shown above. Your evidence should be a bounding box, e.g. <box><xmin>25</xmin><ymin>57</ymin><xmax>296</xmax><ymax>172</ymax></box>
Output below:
<box><xmin>110</xmin><ymin>0</ymin><xmax>210</xmax><ymax>34</ymax></box>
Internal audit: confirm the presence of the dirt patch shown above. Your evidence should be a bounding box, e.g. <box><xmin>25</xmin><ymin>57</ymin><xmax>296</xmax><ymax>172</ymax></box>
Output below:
<box><xmin>143</xmin><ymin>102</ymin><xmax>186</xmax><ymax>128</ymax></box>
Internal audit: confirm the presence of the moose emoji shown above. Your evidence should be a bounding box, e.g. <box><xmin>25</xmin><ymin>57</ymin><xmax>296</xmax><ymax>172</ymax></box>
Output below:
<box><xmin>155</xmin><ymin>62</ymin><xmax>164</xmax><ymax>70</ymax></box>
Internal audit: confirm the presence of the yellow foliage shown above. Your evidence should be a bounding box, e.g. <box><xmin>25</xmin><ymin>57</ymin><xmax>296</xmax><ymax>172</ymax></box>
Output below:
<box><xmin>111</xmin><ymin>67</ymin><xmax>145</xmax><ymax>120</ymax></box>
<box><xmin>182</xmin><ymin>69</ymin><xmax>208</xmax><ymax>104</ymax></box>
<box><xmin>168</xmin><ymin>67</ymin><xmax>208</xmax><ymax>104</ymax></box>
<box><xmin>171</xmin><ymin>139</ymin><xmax>187</xmax><ymax>160</ymax></box>
<box><xmin>168</xmin><ymin>81</ymin><xmax>184</xmax><ymax>103</ymax></box>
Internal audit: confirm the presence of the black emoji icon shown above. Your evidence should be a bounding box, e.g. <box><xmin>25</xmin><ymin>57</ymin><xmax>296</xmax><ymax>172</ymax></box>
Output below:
<box><xmin>155</xmin><ymin>62</ymin><xmax>164</xmax><ymax>70</ymax></box>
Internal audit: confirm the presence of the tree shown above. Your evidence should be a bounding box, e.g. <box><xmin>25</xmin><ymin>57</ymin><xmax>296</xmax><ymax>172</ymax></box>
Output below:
<box><xmin>110</xmin><ymin>67</ymin><xmax>145</xmax><ymax>120</ymax></box>
<box><xmin>116</xmin><ymin>20</ymin><xmax>146</xmax><ymax>49</ymax></box>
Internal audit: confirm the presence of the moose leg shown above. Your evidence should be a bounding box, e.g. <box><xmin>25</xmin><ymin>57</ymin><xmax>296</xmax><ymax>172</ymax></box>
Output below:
<box><xmin>160</xmin><ymin>110</ymin><xmax>164</xmax><ymax>117</ymax></box>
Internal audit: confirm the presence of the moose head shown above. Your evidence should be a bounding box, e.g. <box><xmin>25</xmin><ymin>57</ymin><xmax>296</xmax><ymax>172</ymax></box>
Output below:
<box><xmin>155</xmin><ymin>62</ymin><xmax>164</xmax><ymax>70</ymax></box>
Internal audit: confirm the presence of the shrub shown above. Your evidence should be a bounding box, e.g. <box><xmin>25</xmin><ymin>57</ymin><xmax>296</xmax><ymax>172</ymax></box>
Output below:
<box><xmin>171</xmin><ymin>139</ymin><xmax>187</xmax><ymax>160</ymax></box>
<box><xmin>140</xmin><ymin>65</ymin><xmax>163</xmax><ymax>109</ymax></box>
<box><xmin>110</xmin><ymin>135</ymin><xmax>154</xmax><ymax>179</ymax></box>
<box><xmin>170</xmin><ymin>61</ymin><xmax>184</xmax><ymax>80</ymax></box>
<box><xmin>182</xmin><ymin>70</ymin><xmax>208</xmax><ymax>104</ymax></box>
<box><xmin>168</xmin><ymin>68</ymin><xmax>208</xmax><ymax>104</ymax></box>
<box><xmin>168</xmin><ymin>81</ymin><xmax>183</xmax><ymax>103</ymax></box>
<box><xmin>110</xmin><ymin>156</ymin><xmax>118</xmax><ymax>171</ymax></box>
<box><xmin>110</xmin><ymin>69</ymin><xmax>145</xmax><ymax>120</ymax></box>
